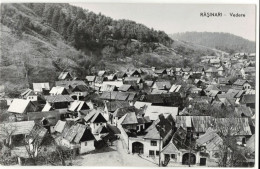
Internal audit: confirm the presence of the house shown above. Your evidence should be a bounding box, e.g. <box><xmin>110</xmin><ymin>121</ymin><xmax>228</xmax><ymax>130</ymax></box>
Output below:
<box><xmin>113</xmin><ymin>106</ymin><xmax>143</xmax><ymax>125</ymax></box>
<box><xmin>144</xmin><ymin>80</ymin><xmax>154</xmax><ymax>88</ymax></box>
<box><xmin>191</xmin><ymin>116</ymin><xmax>214</xmax><ymax>137</ymax></box>
<box><xmin>32</xmin><ymin>83</ymin><xmax>50</xmax><ymax>94</ymax></box>
<box><xmin>218</xmin><ymin>78</ymin><xmax>231</xmax><ymax>86</ymax></box>
<box><xmin>118</xmin><ymin>84</ymin><xmax>135</xmax><ymax>92</ymax></box>
<box><xmin>127</xmin><ymin>70</ymin><xmax>141</xmax><ymax>77</ymax></box>
<box><xmin>166</xmin><ymin>68</ymin><xmax>175</xmax><ymax>76</ymax></box>
<box><xmin>116</xmin><ymin>72</ymin><xmax>128</xmax><ymax>80</ymax></box>
<box><xmin>204</xmin><ymin>67</ymin><xmax>218</xmax><ymax>77</ymax></box>
<box><xmin>26</xmin><ymin>110</ymin><xmax>62</xmax><ymax>133</ymax></box>
<box><xmin>98</xmin><ymin>70</ymin><xmax>107</xmax><ymax>77</ymax></box>
<box><xmin>69</xmin><ymin>100</ymin><xmax>90</xmax><ymax>113</ymax></box>
<box><xmin>49</xmin><ymin>86</ymin><xmax>69</xmax><ymax>96</ymax></box>
<box><xmin>7</xmin><ymin>99</ymin><xmax>38</xmax><ymax>115</ymax></box>
<box><xmin>106</xmin><ymin>74</ymin><xmax>117</xmax><ymax>81</ymax></box>
<box><xmin>181</xmin><ymin>67</ymin><xmax>192</xmax><ymax>75</ymax></box>
<box><xmin>232</xmin><ymin>79</ymin><xmax>251</xmax><ymax>90</ymax></box>
<box><xmin>102</xmin><ymin>81</ymin><xmax>123</xmax><ymax>88</ymax></box>
<box><xmin>58</xmin><ymin>72</ymin><xmax>73</xmax><ymax>80</ymax></box>
<box><xmin>161</xmin><ymin>126</ymin><xmax>200</xmax><ymax>166</ymax></box>
<box><xmin>85</xmin><ymin>76</ymin><xmax>96</xmax><ymax>86</ymax></box>
<box><xmin>240</xmin><ymin>67</ymin><xmax>255</xmax><ymax>79</ymax></box>
<box><xmin>169</xmin><ymin>85</ymin><xmax>182</xmax><ymax>93</ymax></box>
<box><xmin>144</xmin><ymin>105</ymin><xmax>178</xmax><ymax>121</ymax></box>
<box><xmin>196</xmin><ymin>128</ymin><xmax>223</xmax><ymax>160</ymax></box>
<box><xmin>57</xmin><ymin>123</ymin><xmax>95</xmax><ymax>154</ymax></box>
<box><xmin>152</xmin><ymin>81</ymin><xmax>171</xmax><ymax>91</ymax></box>
<box><xmin>45</xmin><ymin>95</ymin><xmax>74</xmax><ymax>109</ymax></box>
<box><xmin>175</xmin><ymin>68</ymin><xmax>182</xmax><ymax>76</ymax></box>
<box><xmin>154</xmin><ymin>69</ymin><xmax>167</xmax><ymax>76</ymax></box>
<box><xmin>71</xmin><ymin>85</ymin><xmax>88</xmax><ymax>100</ymax></box>
<box><xmin>134</xmin><ymin>101</ymin><xmax>152</xmax><ymax>109</ymax></box>
<box><xmin>104</xmin><ymin>101</ymin><xmax>130</xmax><ymax>121</ymax></box>
<box><xmin>84</xmin><ymin>109</ymin><xmax>107</xmax><ymax>132</ymax></box>
<box><xmin>100</xmin><ymin>91</ymin><xmax>136</xmax><ymax>104</ymax></box>
<box><xmin>128</xmin><ymin>114</ymin><xmax>174</xmax><ymax>161</ymax></box>
<box><xmin>0</xmin><ymin>121</ymin><xmax>35</xmax><ymax>146</ymax></box>
<box><xmin>100</xmin><ymin>84</ymin><xmax>117</xmax><ymax>93</ymax></box>
<box><xmin>209</xmin><ymin>58</ymin><xmax>221</xmax><ymax>67</ymax></box>
<box><xmin>124</xmin><ymin>77</ymin><xmax>143</xmax><ymax>89</ymax></box>
<box><xmin>240</xmin><ymin>94</ymin><xmax>255</xmax><ymax>109</ymax></box>
<box><xmin>20</xmin><ymin>89</ymin><xmax>45</xmax><ymax>103</ymax></box>
<box><xmin>217</xmin><ymin>66</ymin><xmax>225</xmax><ymax>76</ymax></box>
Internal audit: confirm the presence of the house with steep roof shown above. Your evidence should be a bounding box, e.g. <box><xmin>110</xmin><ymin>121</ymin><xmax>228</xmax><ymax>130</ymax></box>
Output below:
<box><xmin>44</xmin><ymin>95</ymin><xmax>74</xmax><ymax>109</ymax></box>
<box><xmin>113</xmin><ymin>106</ymin><xmax>143</xmax><ymax>125</ymax></box>
<box><xmin>160</xmin><ymin>126</ymin><xmax>200</xmax><ymax>166</ymax></box>
<box><xmin>85</xmin><ymin>76</ymin><xmax>96</xmax><ymax>86</ymax></box>
<box><xmin>58</xmin><ymin>72</ymin><xmax>73</xmax><ymax>80</ymax></box>
<box><xmin>84</xmin><ymin>109</ymin><xmax>107</xmax><ymax>132</ymax></box>
<box><xmin>196</xmin><ymin>128</ymin><xmax>223</xmax><ymax>160</ymax></box>
<box><xmin>69</xmin><ymin>100</ymin><xmax>90</xmax><ymax>113</ymax></box>
<box><xmin>152</xmin><ymin>81</ymin><xmax>171</xmax><ymax>91</ymax></box>
<box><xmin>0</xmin><ymin>121</ymin><xmax>35</xmax><ymax>145</ymax></box>
<box><xmin>49</xmin><ymin>86</ymin><xmax>70</xmax><ymax>96</ymax></box>
<box><xmin>104</xmin><ymin>101</ymin><xmax>130</xmax><ymax>121</ymax></box>
<box><xmin>71</xmin><ymin>85</ymin><xmax>88</xmax><ymax>100</ymax></box>
<box><xmin>209</xmin><ymin>58</ymin><xmax>221</xmax><ymax>67</ymax></box>
<box><xmin>32</xmin><ymin>83</ymin><xmax>50</xmax><ymax>94</ymax></box>
<box><xmin>7</xmin><ymin>99</ymin><xmax>38</xmax><ymax>115</ymax></box>
<box><xmin>98</xmin><ymin>70</ymin><xmax>107</xmax><ymax>77</ymax></box>
<box><xmin>240</xmin><ymin>94</ymin><xmax>255</xmax><ymax>108</ymax></box>
<box><xmin>57</xmin><ymin>123</ymin><xmax>95</xmax><ymax>154</ymax></box>
<box><xmin>128</xmin><ymin>114</ymin><xmax>174</xmax><ymax>161</ymax></box>
<box><xmin>204</xmin><ymin>67</ymin><xmax>218</xmax><ymax>77</ymax></box>
<box><xmin>124</xmin><ymin>77</ymin><xmax>143</xmax><ymax>89</ymax></box>
<box><xmin>144</xmin><ymin>105</ymin><xmax>178</xmax><ymax>121</ymax></box>
<box><xmin>154</xmin><ymin>69</ymin><xmax>167</xmax><ymax>76</ymax></box>
<box><xmin>232</xmin><ymin>79</ymin><xmax>251</xmax><ymax>90</ymax></box>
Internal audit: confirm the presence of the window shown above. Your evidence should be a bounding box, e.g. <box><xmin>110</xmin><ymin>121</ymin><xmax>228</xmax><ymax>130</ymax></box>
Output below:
<box><xmin>151</xmin><ymin>140</ymin><xmax>157</xmax><ymax>146</ymax></box>
<box><xmin>171</xmin><ymin>154</ymin><xmax>176</xmax><ymax>159</ymax></box>
<box><xmin>149</xmin><ymin>150</ymin><xmax>155</xmax><ymax>156</ymax></box>
<box><xmin>156</xmin><ymin>151</ymin><xmax>159</xmax><ymax>156</ymax></box>
<box><xmin>85</xmin><ymin>142</ymin><xmax>87</xmax><ymax>146</ymax></box>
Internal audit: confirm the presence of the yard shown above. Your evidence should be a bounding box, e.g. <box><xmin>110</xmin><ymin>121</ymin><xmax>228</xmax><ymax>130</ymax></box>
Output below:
<box><xmin>72</xmin><ymin>139</ymin><xmax>157</xmax><ymax>167</ymax></box>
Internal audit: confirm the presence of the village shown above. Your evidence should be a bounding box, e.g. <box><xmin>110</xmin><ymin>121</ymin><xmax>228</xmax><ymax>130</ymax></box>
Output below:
<box><xmin>0</xmin><ymin>52</ymin><xmax>256</xmax><ymax>167</ymax></box>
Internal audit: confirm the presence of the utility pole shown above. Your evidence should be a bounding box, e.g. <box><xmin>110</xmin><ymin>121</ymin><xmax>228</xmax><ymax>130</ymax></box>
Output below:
<box><xmin>156</xmin><ymin>124</ymin><xmax>162</xmax><ymax>167</ymax></box>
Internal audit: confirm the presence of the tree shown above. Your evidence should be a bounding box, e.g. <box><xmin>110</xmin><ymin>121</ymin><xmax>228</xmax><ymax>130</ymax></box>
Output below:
<box><xmin>216</xmin><ymin>118</ymin><xmax>245</xmax><ymax>167</ymax></box>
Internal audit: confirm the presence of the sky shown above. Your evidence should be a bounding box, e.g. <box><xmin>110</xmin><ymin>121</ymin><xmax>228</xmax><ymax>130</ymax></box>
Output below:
<box><xmin>71</xmin><ymin>3</ymin><xmax>256</xmax><ymax>41</ymax></box>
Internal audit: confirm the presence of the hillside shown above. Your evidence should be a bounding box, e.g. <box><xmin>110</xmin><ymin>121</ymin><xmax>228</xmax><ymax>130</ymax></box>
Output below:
<box><xmin>0</xmin><ymin>3</ymin><xmax>218</xmax><ymax>95</ymax></box>
<box><xmin>170</xmin><ymin>32</ymin><xmax>255</xmax><ymax>53</ymax></box>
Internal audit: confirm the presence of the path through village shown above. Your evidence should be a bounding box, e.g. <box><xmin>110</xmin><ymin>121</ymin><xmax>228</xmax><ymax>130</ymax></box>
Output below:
<box><xmin>72</xmin><ymin>139</ymin><xmax>157</xmax><ymax>166</ymax></box>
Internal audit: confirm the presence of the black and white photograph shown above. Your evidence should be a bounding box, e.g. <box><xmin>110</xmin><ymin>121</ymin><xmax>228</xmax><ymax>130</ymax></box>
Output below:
<box><xmin>0</xmin><ymin>0</ymin><xmax>258</xmax><ymax>167</ymax></box>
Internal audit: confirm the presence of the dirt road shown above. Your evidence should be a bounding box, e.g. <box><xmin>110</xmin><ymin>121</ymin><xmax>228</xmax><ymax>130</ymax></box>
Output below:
<box><xmin>73</xmin><ymin>139</ymin><xmax>157</xmax><ymax>167</ymax></box>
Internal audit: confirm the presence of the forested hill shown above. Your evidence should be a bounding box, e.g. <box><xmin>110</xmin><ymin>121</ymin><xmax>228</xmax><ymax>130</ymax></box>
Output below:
<box><xmin>170</xmin><ymin>32</ymin><xmax>255</xmax><ymax>53</ymax></box>
<box><xmin>1</xmin><ymin>3</ymin><xmax>173</xmax><ymax>57</ymax></box>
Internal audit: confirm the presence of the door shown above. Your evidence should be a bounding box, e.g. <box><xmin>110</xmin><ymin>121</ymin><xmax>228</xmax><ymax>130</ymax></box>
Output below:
<box><xmin>200</xmin><ymin>158</ymin><xmax>206</xmax><ymax>166</ymax></box>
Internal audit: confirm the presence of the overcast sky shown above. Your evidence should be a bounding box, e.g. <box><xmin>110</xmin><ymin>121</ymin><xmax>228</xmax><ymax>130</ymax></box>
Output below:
<box><xmin>71</xmin><ymin>3</ymin><xmax>256</xmax><ymax>41</ymax></box>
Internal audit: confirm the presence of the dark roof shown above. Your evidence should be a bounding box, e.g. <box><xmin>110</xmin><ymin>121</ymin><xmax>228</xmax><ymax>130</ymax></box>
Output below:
<box><xmin>241</xmin><ymin>94</ymin><xmax>255</xmax><ymax>104</ymax></box>
<box><xmin>154</xmin><ymin>69</ymin><xmax>167</xmax><ymax>74</ymax></box>
<box><xmin>84</xmin><ymin>109</ymin><xmax>107</xmax><ymax>123</ymax></box>
<box><xmin>114</xmin><ymin>106</ymin><xmax>143</xmax><ymax>118</ymax></box>
<box><xmin>62</xmin><ymin>123</ymin><xmax>95</xmax><ymax>143</ymax></box>
<box><xmin>100</xmin><ymin>91</ymin><xmax>136</xmax><ymax>101</ymax></box>
<box><xmin>28</xmin><ymin>124</ymin><xmax>48</xmax><ymax>144</ymax></box>
<box><xmin>171</xmin><ymin>127</ymin><xmax>195</xmax><ymax>150</ymax></box>
<box><xmin>45</xmin><ymin>95</ymin><xmax>74</xmax><ymax>103</ymax></box>
<box><xmin>139</xmin><ymin>94</ymin><xmax>164</xmax><ymax>104</ymax></box>
<box><xmin>233</xmin><ymin>79</ymin><xmax>248</xmax><ymax>86</ymax></box>
<box><xmin>218</xmin><ymin>85</ymin><xmax>232</xmax><ymax>93</ymax></box>
<box><xmin>121</xmin><ymin>112</ymin><xmax>138</xmax><ymax>125</ymax></box>
<box><xmin>118</xmin><ymin>84</ymin><xmax>133</xmax><ymax>92</ymax></box>
<box><xmin>26</xmin><ymin>110</ymin><xmax>61</xmax><ymax>126</ymax></box>
<box><xmin>105</xmin><ymin>101</ymin><xmax>130</xmax><ymax>112</ymax></box>
<box><xmin>72</xmin><ymin>85</ymin><xmax>88</xmax><ymax>92</ymax></box>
